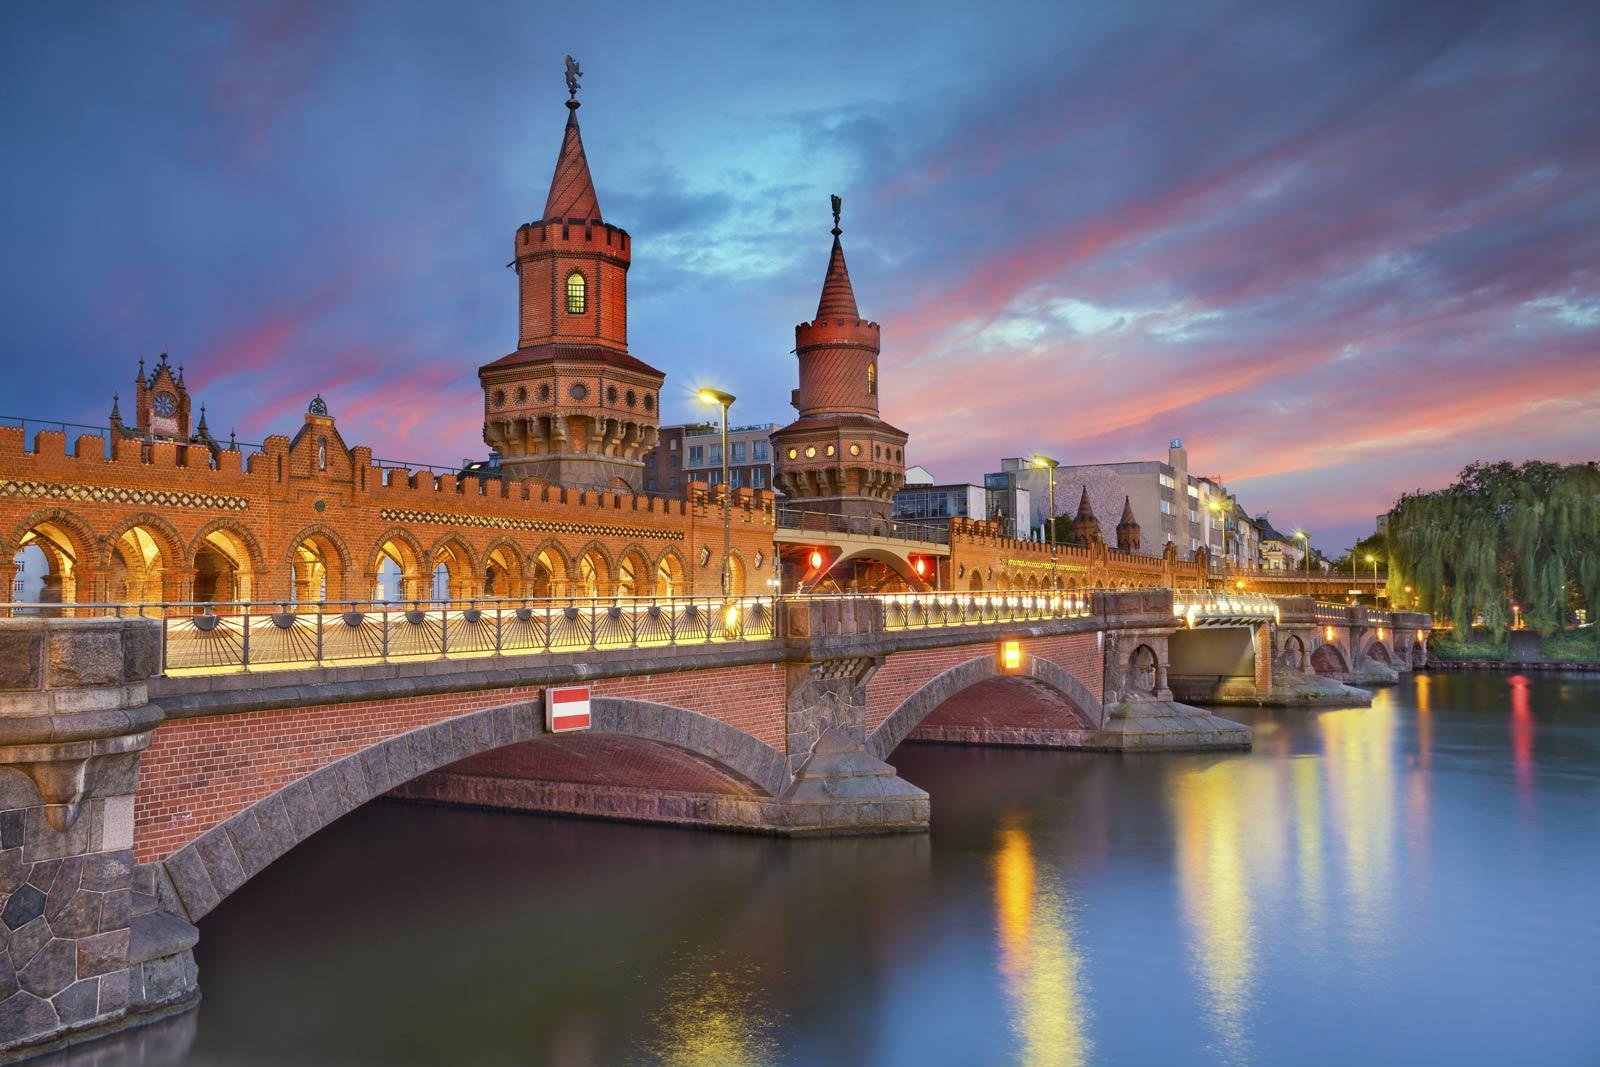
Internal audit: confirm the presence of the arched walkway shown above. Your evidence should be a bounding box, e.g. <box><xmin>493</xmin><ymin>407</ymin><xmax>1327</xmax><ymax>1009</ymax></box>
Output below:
<box><xmin>867</xmin><ymin>652</ymin><xmax>1102</xmax><ymax>760</ymax></box>
<box><xmin>189</xmin><ymin>524</ymin><xmax>261</xmax><ymax>604</ymax></box>
<box><xmin>105</xmin><ymin>519</ymin><xmax>183</xmax><ymax>604</ymax></box>
<box><xmin>529</xmin><ymin>543</ymin><xmax>571</xmax><ymax>599</ymax></box>
<box><xmin>6</xmin><ymin>511</ymin><xmax>96</xmax><ymax>606</ymax></box>
<box><xmin>155</xmin><ymin>696</ymin><xmax>787</xmax><ymax>923</ymax></box>
<box><xmin>287</xmin><ymin>526</ymin><xmax>349</xmax><ymax>603</ymax></box>
<box><xmin>370</xmin><ymin>530</ymin><xmax>425</xmax><ymax>603</ymax></box>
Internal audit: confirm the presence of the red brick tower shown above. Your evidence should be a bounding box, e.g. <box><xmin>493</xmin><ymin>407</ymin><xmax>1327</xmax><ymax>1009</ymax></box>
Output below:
<box><xmin>131</xmin><ymin>353</ymin><xmax>191</xmax><ymax>440</ymax></box>
<box><xmin>771</xmin><ymin>197</ymin><xmax>907</xmax><ymax>522</ymax></box>
<box><xmin>480</xmin><ymin>58</ymin><xmax>664</xmax><ymax>490</ymax></box>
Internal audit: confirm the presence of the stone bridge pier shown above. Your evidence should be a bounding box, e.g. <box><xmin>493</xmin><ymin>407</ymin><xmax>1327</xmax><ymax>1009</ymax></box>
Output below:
<box><xmin>0</xmin><ymin>618</ymin><xmax>196</xmax><ymax>1058</ymax></box>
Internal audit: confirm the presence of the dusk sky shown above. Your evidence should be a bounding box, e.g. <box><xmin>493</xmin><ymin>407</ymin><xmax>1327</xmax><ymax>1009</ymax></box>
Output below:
<box><xmin>3</xmin><ymin>0</ymin><xmax>1596</xmax><ymax>552</ymax></box>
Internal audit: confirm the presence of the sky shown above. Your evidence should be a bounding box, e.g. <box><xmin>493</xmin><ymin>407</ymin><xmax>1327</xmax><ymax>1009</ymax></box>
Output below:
<box><xmin>2</xmin><ymin>0</ymin><xmax>1596</xmax><ymax>553</ymax></box>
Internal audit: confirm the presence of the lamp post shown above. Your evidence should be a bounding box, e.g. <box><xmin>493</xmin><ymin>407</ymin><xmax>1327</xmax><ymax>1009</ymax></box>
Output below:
<box><xmin>1032</xmin><ymin>455</ymin><xmax>1059</xmax><ymax>591</ymax></box>
<box><xmin>697</xmin><ymin>389</ymin><xmax>736</xmax><ymax>596</ymax></box>
<box><xmin>1295</xmin><ymin>530</ymin><xmax>1310</xmax><ymax>580</ymax></box>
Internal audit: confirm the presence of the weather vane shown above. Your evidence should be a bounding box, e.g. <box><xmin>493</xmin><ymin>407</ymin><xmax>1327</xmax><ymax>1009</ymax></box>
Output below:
<box><xmin>830</xmin><ymin>193</ymin><xmax>842</xmax><ymax>237</ymax></box>
<box><xmin>564</xmin><ymin>55</ymin><xmax>583</xmax><ymax>99</ymax></box>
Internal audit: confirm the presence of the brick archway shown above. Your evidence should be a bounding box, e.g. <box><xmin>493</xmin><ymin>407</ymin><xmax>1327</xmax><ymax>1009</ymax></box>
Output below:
<box><xmin>1310</xmin><ymin>642</ymin><xmax>1348</xmax><ymax>676</ymax></box>
<box><xmin>867</xmin><ymin>652</ymin><xmax>1101</xmax><ymax>760</ymax></box>
<box><xmin>1366</xmin><ymin>639</ymin><xmax>1392</xmax><ymax>665</ymax></box>
<box><xmin>154</xmin><ymin>695</ymin><xmax>786</xmax><ymax>923</ymax></box>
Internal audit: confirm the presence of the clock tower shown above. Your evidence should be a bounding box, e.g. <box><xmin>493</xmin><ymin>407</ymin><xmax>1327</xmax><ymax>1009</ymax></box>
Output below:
<box><xmin>479</xmin><ymin>59</ymin><xmax>665</xmax><ymax>490</ymax></box>
<box><xmin>125</xmin><ymin>352</ymin><xmax>192</xmax><ymax>440</ymax></box>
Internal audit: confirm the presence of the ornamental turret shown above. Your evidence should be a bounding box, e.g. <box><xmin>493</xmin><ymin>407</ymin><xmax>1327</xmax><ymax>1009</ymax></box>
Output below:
<box><xmin>479</xmin><ymin>57</ymin><xmax>664</xmax><ymax>490</ymax></box>
<box><xmin>771</xmin><ymin>196</ymin><xmax>907</xmax><ymax>522</ymax></box>
<box><xmin>1072</xmin><ymin>486</ymin><xmax>1103</xmax><ymax>547</ymax></box>
<box><xmin>1116</xmin><ymin>495</ymin><xmax>1142</xmax><ymax>552</ymax></box>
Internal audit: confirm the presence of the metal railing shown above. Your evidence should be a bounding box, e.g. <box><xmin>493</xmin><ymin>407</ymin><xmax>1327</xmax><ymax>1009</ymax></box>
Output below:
<box><xmin>0</xmin><ymin>590</ymin><xmax>1109</xmax><ymax>675</ymax></box>
<box><xmin>776</xmin><ymin>507</ymin><xmax>950</xmax><ymax>545</ymax></box>
<box><xmin>1172</xmin><ymin>591</ymin><xmax>1281</xmax><ymax>625</ymax></box>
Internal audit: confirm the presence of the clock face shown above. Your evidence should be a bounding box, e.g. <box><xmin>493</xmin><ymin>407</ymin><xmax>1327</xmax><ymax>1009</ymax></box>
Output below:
<box><xmin>153</xmin><ymin>392</ymin><xmax>177</xmax><ymax>418</ymax></box>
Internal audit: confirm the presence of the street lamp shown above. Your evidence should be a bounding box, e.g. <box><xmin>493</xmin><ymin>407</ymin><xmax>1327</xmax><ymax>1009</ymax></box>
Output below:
<box><xmin>1365</xmin><ymin>552</ymin><xmax>1378</xmax><ymax>593</ymax></box>
<box><xmin>1295</xmin><ymin>530</ymin><xmax>1310</xmax><ymax>580</ymax></box>
<box><xmin>697</xmin><ymin>388</ymin><xmax>736</xmax><ymax>596</ymax></box>
<box><xmin>1032</xmin><ymin>455</ymin><xmax>1059</xmax><ymax>591</ymax></box>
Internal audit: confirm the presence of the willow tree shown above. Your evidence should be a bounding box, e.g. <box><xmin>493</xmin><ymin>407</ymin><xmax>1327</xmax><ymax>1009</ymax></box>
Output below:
<box><xmin>1387</xmin><ymin>461</ymin><xmax>1600</xmax><ymax>637</ymax></box>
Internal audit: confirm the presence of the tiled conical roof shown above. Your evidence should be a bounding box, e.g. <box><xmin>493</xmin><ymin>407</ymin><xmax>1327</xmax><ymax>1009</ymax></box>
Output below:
<box><xmin>816</xmin><ymin>234</ymin><xmax>861</xmax><ymax>320</ymax></box>
<box><xmin>1076</xmin><ymin>486</ymin><xmax>1098</xmax><ymax>521</ymax></box>
<box><xmin>1119</xmin><ymin>495</ymin><xmax>1138</xmax><ymax>526</ymax></box>
<box><xmin>543</xmin><ymin>104</ymin><xmax>601</xmax><ymax>221</ymax></box>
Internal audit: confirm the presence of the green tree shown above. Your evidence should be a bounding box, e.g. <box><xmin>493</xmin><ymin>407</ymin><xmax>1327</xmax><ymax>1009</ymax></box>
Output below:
<box><xmin>1387</xmin><ymin>461</ymin><xmax>1600</xmax><ymax>636</ymax></box>
<box><xmin>1332</xmin><ymin>531</ymin><xmax>1389</xmax><ymax>575</ymax></box>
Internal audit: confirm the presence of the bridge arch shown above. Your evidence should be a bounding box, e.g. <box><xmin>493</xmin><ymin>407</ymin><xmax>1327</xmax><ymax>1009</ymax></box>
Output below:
<box><xmin>1279</xmin><ymin>633</ymin><xmax>1307</xmax><ymax>671</ymax></box>
<box><xmin>285</xmin><ymin>524</ymin><xmax>351</xmax><ymax>602</ymax></box>
<box><xmin>867</xmin><ymin>652</ymin><xmax>1101</xmax><ymax>760</ymax></box>
<box><xmin>527</xmin><ymin>539</ymin><xmax>572</xmax><ymax>598</ymax></box>
<box><xmin>370</xmin><ymin>528</ymin><xmax>427</xmax><ymax>602</ymax></box>
<box><xmin>186</xmin><ymin>519</ymin><xmax>265</xmax><ymax>604</ymax></box>
<box><xmin>102</xmin><ymin>513</ymin><xmax>185</xmax><ymax>604</ymax></box>
<box><xmin>1310</xmin><ymin>642</ymin><xmax>1348</xmax><ymax>676</ymax></box>
<box><xmin>155</xmin><ymin>696</ymin><xmax>786</xmax><ymax>923</ymax></box>
<box><xmin>575</xmin><ymin>541</ymin><xmax>614</xmax><ymax>598</ymax></box>
<box><xmin>427</xmin><ymin>535</ymin><xmax>478</xmax><ymax>601</ymax></box>
<box><xmin>5</xmin><ymin>508</ymin><xmax>98</xmax><ymax>605</ymax></box>
<box><xmin>653</xmin><ymin>547</ymin><xmax>688</xmax><ymax>597</ymax></box>
<box><xmin>481</xmin><ymin>537</ymin><xmax>525</xmax><ymax>598</ymax></box>
<box><xmin>615</xmin><ymin>545</ymin><xmax>653</xmax><ymax>597</ymax></box>
<box><xmin>1366</xmin><ymin>639</ymin><xmax>1392</xmax><ymax>665</ymax></box>
<box><xmin>1410</xmin><ymin>637</ymin><xmax>1427</xmax><ymax>668</ymax></box>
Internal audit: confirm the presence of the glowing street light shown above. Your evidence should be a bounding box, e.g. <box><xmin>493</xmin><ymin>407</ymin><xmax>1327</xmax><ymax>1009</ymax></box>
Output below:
<box><xmin>1365</xmin><ymin>552</ymin><xmax>1379</xmax><ymax>590</ymax></box>
<box><xmin>1032</xmin><ymin>455</ymin><xmax>1059</xmax><ymax>591</ymax></box>
<box><xmin>697</xmin><ymin>388</ymin><xmax>736</xmax><ymax>595</ymax></box>
<box><xmin>1295</xmin><ymin>530</ymin><xmax>1311</xmax><ymax>579</ymax></box>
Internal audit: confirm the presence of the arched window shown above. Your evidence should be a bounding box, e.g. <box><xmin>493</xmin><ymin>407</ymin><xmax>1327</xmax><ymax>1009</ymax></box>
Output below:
<box><xmin>867</xmin><ymin>361</ymin><xmax>877</xmax><ymax>395</ymax></box>
<box><xmin>566</xmin><ymin>272</ymin><xmax>586</xmax><ymax>314</ymax></box>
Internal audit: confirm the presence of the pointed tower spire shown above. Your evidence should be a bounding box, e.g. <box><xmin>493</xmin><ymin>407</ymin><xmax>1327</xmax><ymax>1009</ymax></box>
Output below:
<box><xmin>816</xmin><ymin>194</ymin><xmax>860</xmax><ymax>320</ymax></box>
<box><xmin>1116</xmin><ymin>494</ymin><xmax>1142</xmax><ymax>553</ymax></box>
<box><xmin>543</xmin><ymin>55</ymin><xmax>601</xmax><ymax>221</ymax></box>
<box><xmin>1072</xmin><ymin>486</ymin><xmax>1103</xmax><ymax>547</ymax></box>
<box><xmin>109</xmin><ymin>394</ymin><xmax>121</xmax><ymax>424</ymax></box>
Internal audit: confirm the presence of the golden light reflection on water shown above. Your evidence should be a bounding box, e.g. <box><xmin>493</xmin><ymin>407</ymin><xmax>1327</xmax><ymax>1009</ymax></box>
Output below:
<box><xmin>647</xmin><ymin>954</ymin><xmax>781</xmax><ymax>1067</ymax></box>
<box><xmin>1319</xmin><ymin>701</ymin><xmax>1397</xmax><ymax>948</ymax></box>
<box><xmin>1170</xmin><ymin>763</ymin><xmax>1259</xmax><ymax>1062</ymax></box>
<box><xmin>992</xmin><ymin>824</ymin><xmax>1093</xmax><ymax>1067</ymax></box>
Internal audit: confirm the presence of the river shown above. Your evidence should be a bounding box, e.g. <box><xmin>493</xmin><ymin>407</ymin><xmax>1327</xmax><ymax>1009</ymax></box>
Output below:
<box><xmin>67</xmin><ymin>671</ymin><xmax>1600</xmax><ymax>1065</ymax></box>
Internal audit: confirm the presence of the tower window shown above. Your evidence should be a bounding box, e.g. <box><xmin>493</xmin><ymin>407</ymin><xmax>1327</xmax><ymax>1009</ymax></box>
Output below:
<box><xmin>867</xmin><ymin>362</ymin><xmax>877</xmax><ymax>395</ymax></box>
<box><xmin>566</xmin><ymin>272</ymin><xmax>586</xmax><ymax>314</ymax></box>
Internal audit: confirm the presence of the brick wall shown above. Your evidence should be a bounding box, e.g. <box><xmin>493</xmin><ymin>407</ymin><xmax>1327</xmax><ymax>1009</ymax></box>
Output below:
<box><xmin>134</xmin><ymin>686</ymin><xmax>542</xmax><ymax>864</ymax></box>
<box><xmin>866</xmin><ymin>631</ymin><xmax>1103</xmax><ymax>730</ymax></box>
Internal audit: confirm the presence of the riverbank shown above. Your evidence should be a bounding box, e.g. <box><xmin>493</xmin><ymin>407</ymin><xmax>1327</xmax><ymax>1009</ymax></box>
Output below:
<box><xmin>1429</xmin><ymin>659</ymin><xmax>1600</xmax><ymax>673</ymax></box>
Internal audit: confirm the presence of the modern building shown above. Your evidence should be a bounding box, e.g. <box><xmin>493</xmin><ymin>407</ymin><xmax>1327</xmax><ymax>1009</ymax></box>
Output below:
<box><xmin>981</xmin><ymin>469</ymin><xmax>1034</xmax><ymax>539</ymax></box>
<box><xmin>892</xmin><ymin>482</ymin><xmax>988</xmax><ymax>527</ymax></box>
<box><xmin>1003</xmin><ymin>440</ymin><xmax>1241</xmax><ymax>562</ymax></box>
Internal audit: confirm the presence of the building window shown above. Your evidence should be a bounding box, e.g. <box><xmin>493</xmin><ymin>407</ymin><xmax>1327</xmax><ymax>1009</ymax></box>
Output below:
<box><xmin>688</xmin><ymin>445</ymin><xmax>704</xmax><ymax>466</ymax></box>
<box><xmin>646</xmin><ymin>478</ymin><xmax>657</xmax><ymax>491</ymax></box>
<box><xmin>566</xmin><ymin>272</ymin><xmax>586</xmax><ymax>314</ymax></box>
<box><xmin>317</xmin><ymin>436</ymin><xmax>327</xmax><ymax>470</ymax></box>
<box><xmin>669</xmin><ymin>455</ymin><xmax>679</xmax><ymax>468</ymax></box>
<box><xmin>1187</xmin><ymin>484</ymin><xmax>1199</xmax><ymax>498</ymax></box>
<box><xmin>1159</xmin><ymin>500</ymin><xmax>1172</xmax><ymax>515</ymax></box>
<box><xmin>669</xmin><ymin>438</ymin><xmax>678</xmax><ymax>450</ymax></box>
<box><xmin>1159</xmin><ymin>474</ymin><xmax>1175</xmax><ymax>489</ymax></box>
<box><xmin>754</xmin><ymin>440</ymin><xmax>769</xmax><ymax>460</ymax></box>
<box><xmin>730</xmin><ymin>469</ymin><xmax>743</xmax><ymax>488</ymax></box>
<box><xmin>709</xmin><ymin>444</ymin><xmax>722</xmax><ymax>465</ymax></box>
<box><xmin>731</xmin><ymin>441</ymin><xmax>746</xmax><ymax>462</ymax></box>
<box><xmin>1189</xmin><ymin>508</ymin><xmax>1200</xmax><ymax>523</ymax></box>
<box><xmin>669</xmin><ymin>476</ymin><xmax>679</xmax><ymax>489</ymax></box>
<box><xmin>868</xmin><ymin>362</ymin><xmax>877</xmax><ymax>395</ymax></box>
<box><xmin>753</xmin><ymin>467</ymin><xmax>766</xmax><ymax>488</ymax></box>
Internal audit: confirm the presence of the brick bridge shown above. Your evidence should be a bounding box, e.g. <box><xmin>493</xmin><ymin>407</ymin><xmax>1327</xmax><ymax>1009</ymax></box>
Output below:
<box><xmin>0</xmin><ymin>590</ymin><xmax>1427</xmax><ymax>1054</ymax></box>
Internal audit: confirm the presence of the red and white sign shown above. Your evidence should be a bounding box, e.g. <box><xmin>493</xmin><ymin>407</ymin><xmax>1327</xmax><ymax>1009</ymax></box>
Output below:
<box><xmin>545</xmin><ymin>685</ymin><xmax>592</xmax><ymax>733</ymax></box>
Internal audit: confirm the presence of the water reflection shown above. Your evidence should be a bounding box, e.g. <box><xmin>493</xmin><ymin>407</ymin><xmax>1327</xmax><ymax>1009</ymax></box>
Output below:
<box><xmin>992</xmin><ymin>822</ymin><xmax>1093</xmax><ymax>1066</ymax></box>
<box><xmin>646</xmin><ymin>951</ymin><xmax>780</xmax><ymax>1067</ymax></box>
<box><xmin>1509</xmin><ymin>675</ymin><xmax>1535</xmax><ymax>808</ymax></box>
<box><xmin>1170</xmin><ymin>762</ymin><xmax>1258</xmax><ymax>1062</ymax></box>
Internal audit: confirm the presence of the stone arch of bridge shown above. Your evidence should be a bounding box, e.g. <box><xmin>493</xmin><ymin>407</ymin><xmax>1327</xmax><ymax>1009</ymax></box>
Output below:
<box><xmin>1365</xmin><ymin>639</ymin><xmax>1393</xmax><ymax>665</ymax></box>
<box><xmin>1410</xmin><ymin>637</ymin><xmax>1427</xmax><ymax>667</ymax></box>
<box><xmin>814</xmin><ymin>547</ymin><xmax>931</xmax><ymax>595</ymax></box>
<box><xmin>155</xmin><ymin>695</ymin><xmax>787</xmax><ymax>924</ymax></box>
<box><xmin>1279</xmin><ymin>632</ymin><xmax>1307</xmax><ymax>671</ymax></box>
<box><xmin>1310</xmin><ymin>642</ymin><xmax>1348</xmax><ymax>676</ymax></box>
<box><xmin>867</xmin><ymin>652</ymin><xmax>1101</xmax><ymax>760</ymax></box>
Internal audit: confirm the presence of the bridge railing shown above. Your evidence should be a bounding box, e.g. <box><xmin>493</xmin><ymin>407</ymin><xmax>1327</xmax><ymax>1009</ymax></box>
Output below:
<box><xmin>1172</xmin><ymin>591</ymin><xmax>1280</xmax><ymax>626</ymax></box>
<box><xmin>2</xmin><ymin>596</ymin><xmax>782</xmax><ymax>675</ymax></box>
<box><xmin>791</xmin><ymin>591</ymin><xmax>1095</xmax><ymax>637</ymax></box>
<box><xmin>776</xmin><ymin>508</ymin><xmax>951</xmax><ymax>546</ymax></box>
